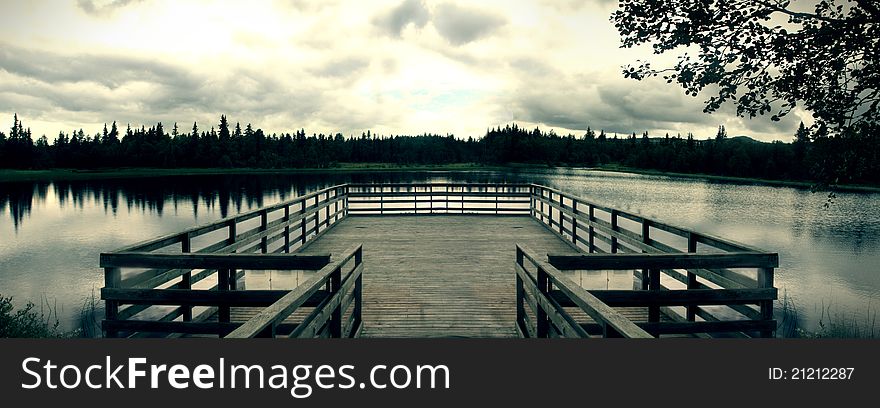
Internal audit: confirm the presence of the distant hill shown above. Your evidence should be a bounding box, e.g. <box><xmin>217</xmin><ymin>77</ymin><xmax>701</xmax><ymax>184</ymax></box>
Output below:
<box><xmin>692</xmin><ymin>135</ymin><xmax>765</xmax><ymax>144</ymax></box>
<box><xmin>728</xmin><ymin>135</ymin><xmax>764</xmax><ymax>143</ymax></box>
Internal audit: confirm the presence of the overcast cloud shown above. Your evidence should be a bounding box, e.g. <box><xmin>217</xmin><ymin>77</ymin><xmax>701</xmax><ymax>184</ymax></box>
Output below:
<box><xmin>0</xmin><ymin>0</ymin><xmax>807</xmax><ymax>141</ymax></box>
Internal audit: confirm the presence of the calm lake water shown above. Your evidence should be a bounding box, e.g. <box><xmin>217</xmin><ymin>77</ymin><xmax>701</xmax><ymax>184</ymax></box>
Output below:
<box><xmin>1</xmin><ymin>169</ymin><xmax>879</xmax><ymax>335</ymax></box>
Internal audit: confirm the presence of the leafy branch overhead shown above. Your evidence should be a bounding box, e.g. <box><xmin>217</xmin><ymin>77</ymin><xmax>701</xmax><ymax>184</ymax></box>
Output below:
<box><xmin>612</xmin><ymin>0</ymin><xmax>880</xmax><ymax>133</ymax></box>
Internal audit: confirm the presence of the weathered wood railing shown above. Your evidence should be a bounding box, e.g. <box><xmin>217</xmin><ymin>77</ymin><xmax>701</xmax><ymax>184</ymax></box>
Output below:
<box><xmin>100</xmin><ymin>184</ymin><xmax>349</xmax><ymax>337</ymax></box>
<box><xmin>528</xmin><ymin>184</ymin><xmax>778</xmax><ymax>337</ymax></box>
<box><xmin>346</xmin><ymin>183</ymin><xmax>531</xmax><ymax>215</ymax></box>
<box><xmin>548</xmin><ymin>252</ymin><xmax>777</xmax><ymax>337</ymax></box>
<box><xmin>516</xmin><ymin>244</ymin><xmax>653</xmax><ymax>338</ymax></box>
<box><xmin>225</xmin><ymin>244</ymin><xmax>363</xmax><ymax>338</ymax></box>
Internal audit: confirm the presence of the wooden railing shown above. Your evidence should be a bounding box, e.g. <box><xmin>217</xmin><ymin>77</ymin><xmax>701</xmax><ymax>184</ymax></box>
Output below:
<box><xmin>527</xmin><ymin>184</ymin><xmax>778</xmax><ymax>337</ymax></box>
<box><xmin>346</xmin><ymin>183</ymin><xmax>531</xmax><ymax>215</ymax></box>
<box><xmin>516</xmin><ymin>244</ymin><xmax>653</xmax><ymax>338</ymax></box>
<box><xmin>100</xmin><ymin>184</ymin><xmax>349</xmax><ymax>338</ymax></box>
<box><xmin>225</xmin><ymin>244</ymin><xmax>363</xmax><ymax>338</ymax></box>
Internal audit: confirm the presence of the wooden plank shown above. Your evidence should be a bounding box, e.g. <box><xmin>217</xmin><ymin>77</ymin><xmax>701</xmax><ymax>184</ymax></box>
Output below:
<box><xmin>101</xmin><ymin>288</ymin><xmax>330</xmax><ymax>306</ymax></box>
<box><xmin>301</xmin><ymin>216</ymin><xmax>576</xmax><ymax>338</ymax></box>
<box><xmin>548</xmin><ymin>288</ymin><xmax>777</xmax><ymax>307</ymax></box>
<box><xmin>547</xmin><ymin>252</ymin><xmax>779</xmax><ymax>270</ymax></box>
<box><xmin>578</xmin><ymin>320</ymin><xmax>777</xmax><ymax>335</ymax></box>
<box><xmin>100</xmin><ymin>253</ymin><xmax>331</xmax><ymax>270</ymax></box>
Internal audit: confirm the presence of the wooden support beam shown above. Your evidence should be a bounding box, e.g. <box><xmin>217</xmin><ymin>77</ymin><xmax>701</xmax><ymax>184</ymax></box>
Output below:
<box><xmin>547</xmin><ymin>252</ymin><xmax>779</xmax><ymax>270</ymax></box>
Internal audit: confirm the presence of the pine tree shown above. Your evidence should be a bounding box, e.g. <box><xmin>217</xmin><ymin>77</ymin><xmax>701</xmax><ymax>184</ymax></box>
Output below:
<box><xmin>219</xmin><ymin>115</ymin><xmax>230</xmax><ymax>141</ymax></box>
<box><xmin>715</xmin><ymin>125</ymin><xmax>727</xmax><ymax>140</ymax></box>
<box><xmin>109</xmin><ymin>121</ymin><xmax>119</xmax><ymax>144</ymax></box>
<box><xmin>794</xmin><ymin>121</ymin><xmax>810</xmax><ymax>144</ymax></box>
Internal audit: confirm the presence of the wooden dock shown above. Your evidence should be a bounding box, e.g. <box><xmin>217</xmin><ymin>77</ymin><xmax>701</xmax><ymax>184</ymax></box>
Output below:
<box><xmin>99</xmin><ymin>183</ymin><xmax>779</xmax><ymax>339</ymax></box>
<box><xmin>297</xmin><ymin>216</ymin><xmax>577</xmax><ymax>337</ymax></box>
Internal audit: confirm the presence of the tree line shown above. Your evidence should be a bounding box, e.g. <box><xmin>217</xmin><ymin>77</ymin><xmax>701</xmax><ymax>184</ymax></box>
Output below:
<box><xmin>1</xmin><ymin>114</ymin><xmax>877</xmax><ymax>185</ymax></box>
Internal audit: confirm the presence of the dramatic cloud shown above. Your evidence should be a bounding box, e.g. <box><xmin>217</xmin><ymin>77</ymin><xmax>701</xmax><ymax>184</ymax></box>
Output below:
<box><xmin>0</xmin><ymin>0</ymin><xmax>801</xmax><ymax>142</ymax></box>
<box><xmin>432</xmin><ymin>3</ymin><xmax>506</xmax><ymax>45</ymax></box>
<box><xmin>373</xmin><ymin>0</ymin><xmax>430</xmax><ymax>37</ymax></box>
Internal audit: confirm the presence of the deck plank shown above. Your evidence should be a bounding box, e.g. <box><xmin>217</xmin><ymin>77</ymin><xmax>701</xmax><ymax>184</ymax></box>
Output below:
<box><xmin>294</xmin><ymin>215</ymin><xmax>578</xmax><ymax>338</ymax></box>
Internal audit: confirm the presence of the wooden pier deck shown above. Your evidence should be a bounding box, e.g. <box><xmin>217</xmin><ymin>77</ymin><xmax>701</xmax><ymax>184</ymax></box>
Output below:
<box><xmin>100</xmin><ymin>183</ymin><xmax>778</xmax><ymax>339</ymax></box>
<box><xmin>295</xmin><ymin>216</ymin><xmax>576</xmax><ymax>337</ymax></box>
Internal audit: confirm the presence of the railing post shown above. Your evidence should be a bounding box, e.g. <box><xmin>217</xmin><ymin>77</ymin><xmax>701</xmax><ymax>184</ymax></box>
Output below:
<box><xmin>461</xmin><ymin>186</ymin><xmax>465</xmax><ymax>213</ymax></box>
<box><xmin>226</xmin><ymin>219</ymin><xmax>237</xmax><ymax>247</ymax></box>
<box><xmin>686</xmin><ymin>233</ymin><xmax>698</xmax><ymax>321</ymax></box>
<box><xmin>515</xmin><ymin>247</ymin><xmax>526</xmax><ymax>337</ymax></box>
<box><xmin>218</xmin><ymin>268</ymin><xmax>230</xmax><ymax>323</ymax></box>
<box><xmin>610</xmin><ymin>209</ymin><xmax>619</xmax><ymax>253</ymax></box>
<box><xmin>648</xmin><ymin>268</ymin><xmax>660</xmax><ymax>324</ymax></box>
<box><xmin>540</xmin><ymin>188</ymin><xmax>545</xmax><ymax>223</ymax></box>
<box><xmin>640</xmin><ymin>220</ymin><xmax>651</xmax><ymax>291</ymax></box>
<box><xmin>325</xmin><ymin>191</ymin><xmax>330</xmax><ymax>228</ymax></box>
<box><xmin>181</xmin><ymin>233</ymin><xmax>192</xmax><ymax>322</ymax></box>
<box><xmin>333</xmin><ymin>190</ymin><xmax>339</xmax><ymax>224</ymax></box>
<box><xmin>329</xmin><ymin>266</ymin><xmax>342</xmax><ymax>338</ymax></box>
<box><xmin>536</xmin><ymin>267</ymin><xmax>550</xmax><ymax>338</ymax></box>
<box><xmin>260</xmin><ymin>209</ymin><xmax>268</xmax><ymax>254</ymax></box>
<box><xmin>758</xmin><ymin>267</ymin><xmax>775</xmax><ymax>338</ymax></box>
<box><xmin>445</xmin><ymin>185</ymin><xmax>449</xmax><ymax>214</ymax></box>
<box><xmin>315</xmin><ymin>196</ymin><xmax>321</xmax><ymax>235</ymax></box>
<box><xmin>104</xmin><ymin>267</ymin><xmax>121</xmax><ymax>338</ymax></box>
<box><xmin>571</xmin><ymin>201</ymin><xmax>578</xmax><ymax>246</ymax></box>
<box><xmin>529</xmin><ymin>186</ymin><xmax>535</xmax><ymax>218</ymax></box>
<box><xmin>301</xmin><ymin>200</ymin><xmax>307</xmax><ymax>245</ymax></box>
<box><xmin>588</xmin><ymin>204</ymin><xmax>595</xmax><ymax>253</ymax></box>
<box><xmin>284</xmin><ymin>205</ymin><xmax>291</xmax><ymax>253</ymax></box>
<box><xmin>558</xmin><ymin>196</ymin><xmax>564</xmax><ymax>235</ymax></box>
<box><xmin>343</xmin><ymin>186</ymin><xmax>349</xmax><ymax>217</ymax></box>
<box><xmin>353</xmin><ymin>246</ymin><xmax>363</xmax><ymax>337</ymax></box>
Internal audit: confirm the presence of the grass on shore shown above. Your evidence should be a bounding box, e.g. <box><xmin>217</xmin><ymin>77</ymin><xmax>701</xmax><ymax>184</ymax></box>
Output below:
<box><xmin>779</xmin><ymin>292</ymin><xmax>877</xmax><ymax>338</ymax></box>
<box><xmin>0</xmin><ymin>294</ymin><xmax>64</xmax><ymax>338</ymax></box>
<box><xmin>0</xmin><ymin>292</ymin><xmax>101</xmax><ymax>338</ymax></box>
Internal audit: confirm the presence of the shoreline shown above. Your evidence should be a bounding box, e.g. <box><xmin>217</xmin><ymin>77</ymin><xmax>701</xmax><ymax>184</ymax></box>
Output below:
<box><xmin>2</xmin><ymin>164</ymin><xmax>878</xmax><ymax>193</ymax></box>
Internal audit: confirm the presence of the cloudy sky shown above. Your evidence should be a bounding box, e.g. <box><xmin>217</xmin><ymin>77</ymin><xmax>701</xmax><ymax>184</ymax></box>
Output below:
<box><xmin>0</xmin><ymin>0</ymin><xmax>809</xmax><ymax>141</ymax></box>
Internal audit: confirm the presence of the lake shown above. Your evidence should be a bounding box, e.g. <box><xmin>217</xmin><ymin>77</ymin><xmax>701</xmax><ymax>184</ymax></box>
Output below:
<box><xmin>1</xmin><ymin>169</ymin><xmax>879</xmax><ymax>336</ymax></box>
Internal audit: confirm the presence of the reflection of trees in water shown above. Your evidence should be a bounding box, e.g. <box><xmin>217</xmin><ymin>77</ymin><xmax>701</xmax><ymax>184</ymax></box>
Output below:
<box><xmin>1</xmin><ymin>182</ymin><xmax>50</xmax><ymax>231</ymax></box>
<box><xmin>2</xmin><ymin>171</ymin><xmax>542</xmax><ymax>231</ymax></box>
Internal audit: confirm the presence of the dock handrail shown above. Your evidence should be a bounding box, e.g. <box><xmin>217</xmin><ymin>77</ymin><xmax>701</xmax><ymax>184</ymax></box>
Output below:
<box><xmin>346</xmin><ymin>183</ymin><xmax>531</xmax><ymax>215</ymax></box>
<box><xmin>544</xmin><ymin>252</ymin><xmax>777</xmax><ymax>337</ymax></box>
<box><xmin>515</xmin><ymin>244</ymin><xmax>653</xmax><ymax>338</ymax></box>
<box><xmin>528</xmin><ymin>184</ymin><xmax>777</xmax><ymax>334</ymax></box>
<box><xmin>226</xmin><ymin>244</ymin><xmax>363</xmax><ymax>338</ymax></box>
<box><xmin>101</xmin><ymin>252</ymin><xmax>335</xmax><ymax>337</ymax></box>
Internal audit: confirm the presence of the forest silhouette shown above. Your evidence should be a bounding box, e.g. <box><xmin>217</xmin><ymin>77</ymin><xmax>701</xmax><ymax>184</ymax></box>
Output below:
<box><xmin>1</xmin><ymin>114</ymin><xmax>877</xmax><ymax>185</ymax></box>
